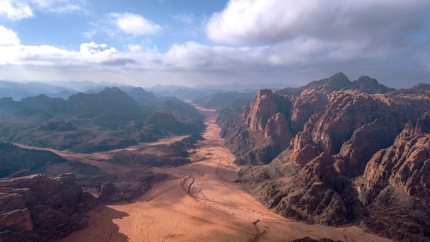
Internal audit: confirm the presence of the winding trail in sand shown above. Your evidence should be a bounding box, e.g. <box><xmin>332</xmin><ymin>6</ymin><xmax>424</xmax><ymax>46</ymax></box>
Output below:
<box><xmin>60</xmin><ymin>105</ymin><xmax>391</xmax><ymax>242</ymax></box>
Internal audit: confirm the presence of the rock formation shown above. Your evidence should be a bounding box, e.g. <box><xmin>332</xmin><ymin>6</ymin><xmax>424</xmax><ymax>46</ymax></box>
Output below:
<box><xmin>0</xmin><ymin>142</ymin><xmax>67</xmax><ymax>178</ymax></box>
<box><xmin>217</xmin><ymin>73</ymin><xmax>430</xmax><ymax>241</ymax></box>
<box><xmin>0</xmin><ymin>174</ymin><xmax>94</xmax><ymax>242</ymax></box>
<box><xmin>0</xmin><ymin>87</ymin><xmax>205</xmax><ymax>153</ymax></box>
<box><xmin>363</xmin><ymin>113</ymin><xmax>430</xmax><ymax>198</ymax></box>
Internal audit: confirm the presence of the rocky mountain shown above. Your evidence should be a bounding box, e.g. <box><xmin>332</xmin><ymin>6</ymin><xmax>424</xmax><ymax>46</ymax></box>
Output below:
<box><xmin>125</xmin><ymin>87</ymin><xmax>157</xmax><ymax>105</ymax></box>
<box><xmin>0</xmin><ymin>142</ymin><xmax>67</xmax><ymax>178</ymax></box>
<box><xmin>0</xmin><ymin>81</ymin><xmax>78</xmax><ymax>100</ymax></box>
<box><xmin>194</xmin><ymin>91</ymin><xmax>255</xmax><ymax>111</ymax></box>
<box><xmin>218</xmin><ymin>73</ymin><xmax>430</xmax><ymax>241</ymax></box>
<box><xmin>0</xmin><ymin>87</ymin><xmax>205</xmax><ymax>153</ymax></box>
<box><xmin>0</xmin><ymin>173</ymin><xmax>94</xmax><ymax>242</ymax></box>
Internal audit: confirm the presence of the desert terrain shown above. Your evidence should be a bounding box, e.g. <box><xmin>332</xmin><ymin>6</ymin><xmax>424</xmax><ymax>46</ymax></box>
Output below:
<box><xmin>59</xmin><ymin>105</ymin><xmax>390</xmax><ymax>242</ymax></box>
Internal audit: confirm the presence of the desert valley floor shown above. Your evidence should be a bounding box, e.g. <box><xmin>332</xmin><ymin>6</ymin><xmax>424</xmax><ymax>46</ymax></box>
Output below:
<box><xmin>21</xmin><ymin>105</ymin><xmax>391</xmax><ymax>242</ymax></box>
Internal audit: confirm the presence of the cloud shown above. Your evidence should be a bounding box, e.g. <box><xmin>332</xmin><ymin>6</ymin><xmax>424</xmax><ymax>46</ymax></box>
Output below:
<box><xmin>0</xmin><ymin>1</ymin><xmax>34</xmax><ymax>20</ymax></box>
<box><xmin>111</xmin><ymin>13</ymin><xmax>162</xmax><ymax>36</ymax></box>
<box><xmin>82</xmin><ymin>29</ymin><xmax>96</xmax><ymax>39</ymax></box>
<box><xmin>101</xmin><ymin>58</ymin><xmax>136</xmax><ymax>66</ymax></box>
<box><xmin>171</xmin><ymin>13</ymin><xmax>194</xmax><ymax>24</ymax></box>
<box><xmin>199</xmin><ymin>0</ymin><xmax>430</xmax><ymax>86</ymax></box>
<box><xmin>0</xmin><ymin>39</ymin><xmax>428</xmax><ymax>87</ymax></box>
<box><xmin>205</xmin><ymin>0</ymin><xmax>430</xmax><ymax>48</ymax></box>
<box><xmin>0</xmin><ymin>0</ymin><xmax>87</xmax><ymax>20</ymax></box>
<box><xmin>0</xmin><ymin>25</ymin><xmax>20</xmax><ymax>46</ymax></box>
<box><xmin>79</xmin><ymin>42</ymin><xmax>116</xmax><ymax>56</ymax></box>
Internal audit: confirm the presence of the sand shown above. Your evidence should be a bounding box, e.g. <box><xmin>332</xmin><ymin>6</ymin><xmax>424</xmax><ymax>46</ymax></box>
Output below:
<box><xmin>58</xmin><ymin>105</ymin><xmax>391</xmax><ymax>242</ymax></box>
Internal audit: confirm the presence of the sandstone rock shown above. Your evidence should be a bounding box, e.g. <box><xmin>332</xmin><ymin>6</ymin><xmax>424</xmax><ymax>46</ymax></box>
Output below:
<box><xmin>244</xmin><ymin>89</ymin><xmax>291</xmax><ymax>131</ymax></box>
<box><xmin>415</xmin><ymin>112</ymin><xmax>430</xmax><ymax>135</ymax></box>
<box><xmin>216</xmin><ymin>106</ymin><xmax>243</xmax><ymax>129</ymax></box>
<box><xmin>289</xmin><ymin>131</ymin><xmax>319</xmax><ymax>165</ymax></box>
<box><xmin>364</xmin><ymin>115</ymin><xmax>430</xmax><ymax>197</ymax></box>
<box><xmin>343</xmin><ymin>76</ymin><xmax>394</xmax><ymax>94</ymax></box>
<box><xmin>333</xmin><ymin>117</ymin><xmax>400</xmax><ymax>175</ymax></box>
<box><xmin>294</xmin><ymin>153</ymin><xmax>335</xmax><ymax>186</ymax></box>
<box><xmin>264</xmin><ymin>113</ymin><xmax>291</xmax><ymax>149</ymax></box>
<box><xmin>311</xmin><ymin>91</ymin><xmax>392</xmax><ymax>155</ymax></box>
<box><xmin>290</xmin><ymin>90</ymin><xmax>328</xmax><ymax>133</ymax></box>
<box><xmin>0</xmin><ymin>174</ymin><xmax>93</xmax><ymax>241</ymax></box>
<box><xmin>227</xmin><ymin>73</ymin><xmax>430</xmax><ymax>241</ymax></box>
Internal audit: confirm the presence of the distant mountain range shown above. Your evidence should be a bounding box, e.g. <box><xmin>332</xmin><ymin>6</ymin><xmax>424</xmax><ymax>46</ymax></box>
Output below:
<box><xmin>0</xmin><ymin>80</ymin><xmax>286</xmax><ymax>100</ymax></box>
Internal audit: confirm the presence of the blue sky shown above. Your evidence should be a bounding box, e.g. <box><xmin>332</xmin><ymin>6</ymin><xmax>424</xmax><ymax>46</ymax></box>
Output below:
<box><xmin>0</xmin><ymin>0</ymin><xmax>429</xmax><ymax>88</ymax></box>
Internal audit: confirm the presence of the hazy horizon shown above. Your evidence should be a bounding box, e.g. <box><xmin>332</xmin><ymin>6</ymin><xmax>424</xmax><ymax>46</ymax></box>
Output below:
<box><xmin>0</xmin><ymin>0</ymin><xmax>429</xmax><ymax>88</ymax></box>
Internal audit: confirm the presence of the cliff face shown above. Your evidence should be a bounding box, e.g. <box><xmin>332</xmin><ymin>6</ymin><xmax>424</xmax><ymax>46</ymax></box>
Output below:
<box><xmin>220</xmin><ymin>89</ymin><xmax>292</xmax><ymax>165</ymax></box>
<box><xmin>244</xmin><ymin>89</ymin><xmax>281</xmax><ymax>131</ymax></box>
<box><xmin>364</xmin><ymin>113</ymin><xmax>430</xmax><ymax>198</ymax></box>
<box><xmin>217</xmin><ymin>73</ymin><xmax>430</xmax><ymax>241</ymax></box>
<box><xmin>0</xmin><ymin>174</ymin><xmax>94</xmax><ymax>242</ymax></box>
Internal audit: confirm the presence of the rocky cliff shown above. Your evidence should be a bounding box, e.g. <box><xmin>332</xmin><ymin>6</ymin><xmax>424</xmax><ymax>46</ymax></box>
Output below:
<box><xmin>0</xmin><ymin>174</ymin><xmax>94</xmax><ymax>242</ymax></box>
<box><xmin>218</xmin><ymin>73</ymin><xmax>430</xmax><ymax>241</ymax></box>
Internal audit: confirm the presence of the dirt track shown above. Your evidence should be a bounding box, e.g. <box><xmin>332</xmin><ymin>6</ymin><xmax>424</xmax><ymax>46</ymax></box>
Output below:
<box><xmin>61</xmin><ymin>105</ymin><xmax>391</xmax><ymax>242</ymax></box>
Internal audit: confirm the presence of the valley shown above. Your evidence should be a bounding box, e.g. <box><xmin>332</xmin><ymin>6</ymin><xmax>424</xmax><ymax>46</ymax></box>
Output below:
<box><xmin>60</xmin><ymin>105</ymin><xmax>389</xmax><ymax>242</ymax></box>
<box><xmin>1</xmin><ymin>74</ymin><xmax>428</xmax><ymax>241</ymax></box>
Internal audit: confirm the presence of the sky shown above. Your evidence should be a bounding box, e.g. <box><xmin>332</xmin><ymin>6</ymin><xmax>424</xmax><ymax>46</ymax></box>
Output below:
<box><xmin>0</xmin><ymin>0</ymin><xmax>429</xmax><ymax>88</ymax></box>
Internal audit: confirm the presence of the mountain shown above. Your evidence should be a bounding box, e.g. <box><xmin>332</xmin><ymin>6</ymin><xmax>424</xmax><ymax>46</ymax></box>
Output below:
<box><xmin>0</xmin><ymin>173</ymin><xmax>94</xmax><ymax>241</ymax></box>
<box><xmin>125</xmin><ymin>87</ymin><xmax>157</xmax><ymax>105</ymax></box>
<box><xmin>0</xmin><ymin>80</ymin><xmax>79</xmax><ymax>100</ymax></box>
<box><xmin>195</xmin><ymin>91</ymin><xmax>256</xmax><ymax>111</ymax></box>
<box><xmin>0</xmin><ymin>142</ymin><xmax>67</xmax><ymax>178</ymax></box>
<box><xmin>0</xmin><ymin>87</ymin><xmax>205</xmax><ymax>153</ymax></box>
<box><xmin>218</xmin><ymin>73</ymin><xmax>430</xmax><ymax>241</ymax></box>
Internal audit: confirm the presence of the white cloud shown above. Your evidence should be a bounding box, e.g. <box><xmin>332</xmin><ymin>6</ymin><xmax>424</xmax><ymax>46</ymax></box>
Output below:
<box><xmin>82</xmin><ymin>29</ymin><xmax>96</xmax><ymax>39</ymax></box>
<box><xmin>171</xmin><ymin>13</ymin><xmax>194</xmax><ymax>24</ymax></box>
<box><xmin>0</xmin><ymin>39</ymin><xmax>428</xmax><ymax>87</ymax></box>
<box><xmin>0</xmin><ymin>25</ymin><xmax>20</xmax><ymax>46</ymax></box>
<box><xmin>0</xmin><ymin>0</ymin><xmax>87</xmax><ymax>20</ymax></box>
<box><xmin>80</xmin><ymin>42</ymin><xmax>116</xmax><ymax>56</ymax></box>
<box><xmin>111</xmin><ymin>13</ymin><xmax>162</xmax><ymax>36</ymax></box>
<box><xmin>206</xmin><ymin>0</ymin><xmax>430</xmax><ymax>47</ymax></box>
<box><xmin>0</xmin><ymin>1</ymin><xmax>33</xmax><ymax>20</ymax></box>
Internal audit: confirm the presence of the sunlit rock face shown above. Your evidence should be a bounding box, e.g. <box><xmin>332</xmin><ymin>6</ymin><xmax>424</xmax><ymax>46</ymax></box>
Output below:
<box><xmin>244</xmin><ymin>88</ymin><xmax>292</xmax><ymax>133</ymax></box>
<box><xmin>217</xmin><ymin>73</ymin><xmax>430</xmax><ymax>241</ymax></box>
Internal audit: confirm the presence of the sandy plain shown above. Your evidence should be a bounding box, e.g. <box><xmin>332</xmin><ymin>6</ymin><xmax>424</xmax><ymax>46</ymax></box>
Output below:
<box><xmin>55</xmin><ymin>105</ymin><xmax>391</xmax><ymax>242</ymax></box>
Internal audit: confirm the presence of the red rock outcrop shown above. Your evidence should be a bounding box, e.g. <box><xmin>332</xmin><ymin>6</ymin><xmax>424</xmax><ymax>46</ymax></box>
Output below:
<box><xmin>364</xmin><ymin>113</ymin><xmax>430</xmax><ymax>197</ymax></box>
<box><xmin>289</xmin><ymin>89</ymin><xmax>328</xmax><ymax>134</ymax></box>
<box><xmin>289</xmin><ymin>131</ymin><xmax>319</xmax><ymax>166</ymax></box>
<box><xmin>333</xmin><ymin>116</ymin><xmax>400</xmax><ymax>174</ymax></box>
<box><xmin>311</xmin><ymin>91</ymin><xmax>392</xmax><ymax>155</ymax></box>
<box><xmin>264</xmin><ymin>113</ymin><xmax>291</xmax><ymax>148</ymax></box>
<box><xmin>244</xmin><ymin>89</ymin><xmax>280</xmax><ymax>131</ymax></box>
<box><xmin>0</xmin><ymin>174</ymin><xmax>94</xmax><ymax>242</ymax></box>
<box><xmin>220</xmin><ymin>73</ymin><xmax>430</xmax><ymax>241</ymax></box>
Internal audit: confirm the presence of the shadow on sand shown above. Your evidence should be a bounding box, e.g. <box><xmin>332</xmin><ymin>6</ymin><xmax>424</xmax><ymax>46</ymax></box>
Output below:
<box><xmin>63</xmin><ymin>205</ymin><xmax>130</xmax><ymax>242</ymax></box>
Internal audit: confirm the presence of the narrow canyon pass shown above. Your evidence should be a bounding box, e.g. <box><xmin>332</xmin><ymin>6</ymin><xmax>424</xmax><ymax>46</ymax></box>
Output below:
<box><xmin>61</xmin><ymin>105</ymin><xmax>389</xmax><ymax>242</ymax></box>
